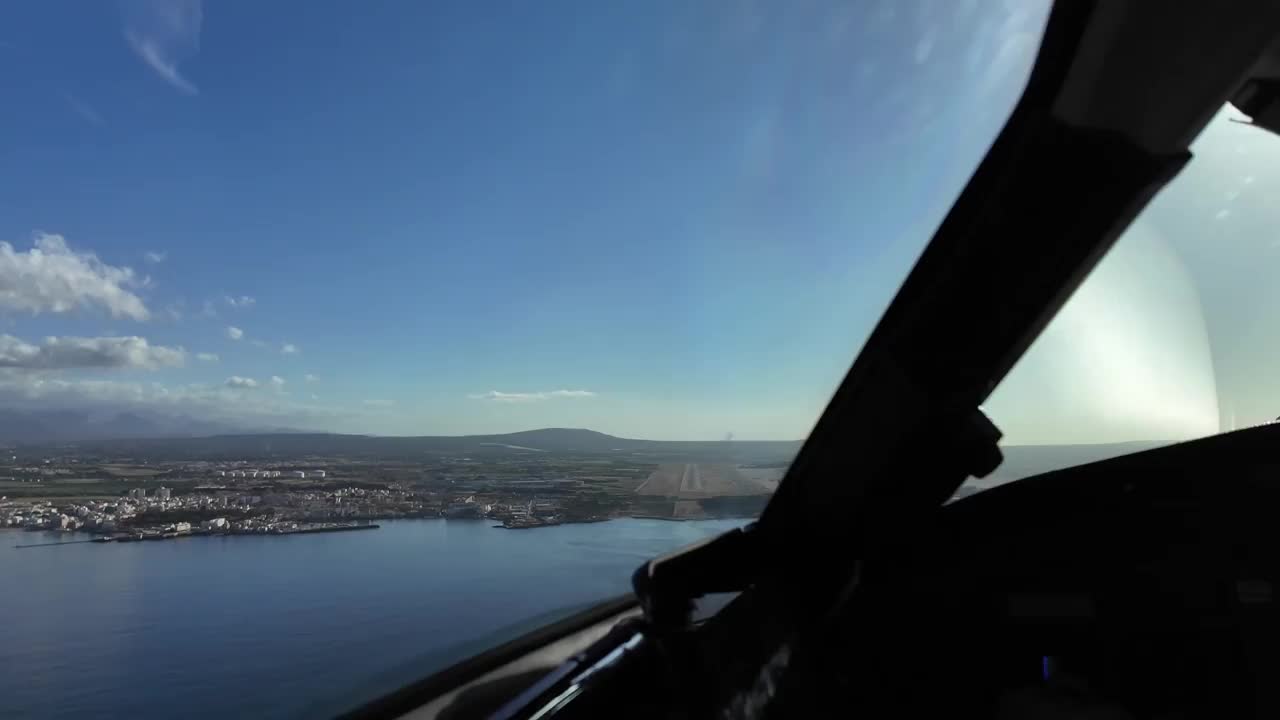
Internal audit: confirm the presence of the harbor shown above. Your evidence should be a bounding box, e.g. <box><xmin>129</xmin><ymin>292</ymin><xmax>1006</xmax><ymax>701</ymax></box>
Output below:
<box><xmin>14</xmin><ymin>522</ymin><xmax>379</xmax><ymax>548</ymax></box>
<box><xmin>95</xmin><ymin>522</ymin><xmax>380</xmax><ymax>543</ymax></box>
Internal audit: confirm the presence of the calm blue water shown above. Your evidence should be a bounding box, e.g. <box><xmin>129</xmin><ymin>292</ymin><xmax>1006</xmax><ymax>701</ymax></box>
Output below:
<box><xmin>0</xmin><ymin>518</ymin><xmax>743</xmax><ymax>719</ymax></box>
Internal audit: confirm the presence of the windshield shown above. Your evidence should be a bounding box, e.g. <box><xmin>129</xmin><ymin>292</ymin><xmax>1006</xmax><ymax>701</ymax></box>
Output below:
<box><xmin>976</xmin><ymin>102</ymin><xmax>1280</xmax><ymax>490</ymax></box>
<box><xmin>0</xmin><ymin>1</ymin><xmax>1047</xmax><ymax>717</ymax></box>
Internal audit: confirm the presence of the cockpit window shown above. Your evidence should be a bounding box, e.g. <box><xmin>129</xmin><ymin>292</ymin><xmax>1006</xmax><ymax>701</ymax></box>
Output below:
<box><xmin>0</xmin><ymin>1</ymin><xmax>1049</xmax><ymax>717</ymax></box>
<box><xmin>976</xmin><ymin>103</ymin><xmax>1279</xmax><ymax>492</ymax></box>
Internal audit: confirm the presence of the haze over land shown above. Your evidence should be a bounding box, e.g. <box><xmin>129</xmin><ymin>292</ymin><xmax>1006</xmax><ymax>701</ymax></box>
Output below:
<box><xmin>9</xmin><ymin>425</ymin><xmax>801</xmax><ymax>464</ymax></box>
<box><xmin>0</xmin><ymin>411</ymin><xmax>1164</xmax><ymax>486</ymax></box>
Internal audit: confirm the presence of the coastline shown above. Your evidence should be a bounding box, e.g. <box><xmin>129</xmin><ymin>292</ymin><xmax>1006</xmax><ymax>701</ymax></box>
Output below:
<box><xmin>495</xmin><ymin>513</ymin><xmax>757</xmax><ymax>530</ymax></box>
<box><xmin>13</xmin><ymin>522</ymin><xmax>381</xmax><ymax>548</ymax></box>
<box><xmin>9</xmin><ymin>510</ymin><xmax>760</xmax><ymax>544</ymax></box>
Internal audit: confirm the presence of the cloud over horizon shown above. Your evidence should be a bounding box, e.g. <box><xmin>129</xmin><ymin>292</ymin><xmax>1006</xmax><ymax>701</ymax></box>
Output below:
<box><xmin>468</xmin><ymin>389</ymin><xmax>597</xmax><ymax>402</ymax></box>
<box><xmin>0</xmin><ymin>233</ymin><xmax>150</xmax><ymax>320</ymax></box>
<box><xmin>224</xmin><ymin>375</ymin><xmax>257</xmax><ymax>389</ymax></box>
<box><xmin>0</xmin><ymin>334</ymin><xmax>184</xmax><ymax>370</ymax></box>
<box><xmin>0</xmin><ymin>373</ymin><xmax>334</xmax><ymax>433</ymax></box>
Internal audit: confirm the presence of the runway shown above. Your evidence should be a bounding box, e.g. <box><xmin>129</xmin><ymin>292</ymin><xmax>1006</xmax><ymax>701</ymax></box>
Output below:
<box><xmin>636</xmin><ymin>463</ymin><xmax>769</xmax><ymax>498</ymax></box>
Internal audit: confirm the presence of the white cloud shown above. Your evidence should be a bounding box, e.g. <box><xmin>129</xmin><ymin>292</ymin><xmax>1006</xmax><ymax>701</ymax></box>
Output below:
<box><xmin>270</xmin><ymin>375</ymin><xmax>285</xmax><ymax>388</ymax></box>
<box><xmin>0</xmin><ymin>373</ymin><xmax>336</xmax><ymax>432</ymax></box>
<box><xmin>143</xmin><ymin>251</ymin><xmax>166</xmax><ymax>264</ymax></box>
<box><xmin>913</xmin><ymin>27</ymin><xmax>936</xmax><ymax>64</ymax></box>
<box><xmin>304</xmin><ymin>373</ymin><xmax>318</xmax><ymax>383</ymax></box>
<box><xmin>309</xmin><ymin>393</ymin><xmax>319</xmax><ymax>401</ymax></box>
<box><xmin>281</xmin><ymin>343</ymin><xmax>298</xmax><ymax>354</ymax></box>
<box><xmin>123</xmin><ymin>0</ymin><xmax>202</xmax><ymax>95</ymax></box>
<box><xmin>63</xmin><ymin>93</ymin><xmax>103</xmax><ymax>125</ymax></box>
<box><xmin>127</xmin><ymin>34</ymin><xmax>198</xmax><ymax>94</ymax></box>
<box><xmin>224</xmin><ymin>376</ymin><xmax>257</xmax><ymax>389</ymax></box>
<box><xmin>468</xmin><ymin>389</ymin><xmax>598</xmax><ymax>402</ymax></box>
<box><xmin>0</xmin><ymin>232</ymin><xmax>149</xmax><ymax>320</ymax></box>
<box><xmin>223</xmin><ymin>295</ymin><xmax>255</xmax><ymax>309</ymax></box>
<box><xmin>363</xmin><ymin>398</ymin><xmax>395</xmax><ymax>407</ymax></box>
<box><xmin>549</xmin><ymin>389</ymin><xmax>596</xmax><ymax>398</ymax></box>
<box><xmin>201</xmin><ymin>299</ymin><xmax>218</xmax><ymax>318</ymax></box>
<box><xmin>0</xmin><ymin>334</ymin><xmax>184</xmax><ymax>370</ymax></box>
<box><xmin>225</xmin><ymin>326</ymin><xmax>243</xmax><ymax>340</ymax></box>
<box><xmin>195</xmin><ymin>352</ymin><xmax>218</xmax><ymax>362</ymax></box>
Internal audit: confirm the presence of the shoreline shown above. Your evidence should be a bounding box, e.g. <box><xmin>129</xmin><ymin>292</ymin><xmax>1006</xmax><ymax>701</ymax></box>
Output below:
<box><xmin>14</xmin><ymin>522</ymin><xmax>380</xmax><ymax>548</ymax></box>
<box><xmin>495</xmin><ymin>513</ymin><xmax>756</xmax><ymax>529</ymax></box>
<box><xmin>11</xmin><ymin>514</ymin><xmax>757</xmax><ymax>546</ymax></box>
<box><xmin>100</xmin><ymin>523</ymin><xmax>381</xmax><ymax>544</ymax></box>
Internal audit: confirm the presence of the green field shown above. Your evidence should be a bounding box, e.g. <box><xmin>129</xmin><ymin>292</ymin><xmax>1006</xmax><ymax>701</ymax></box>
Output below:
<box><xmin>100</xmin><ymin>465</ymin><xmax>168</xmax><ymax>478</ymax></box>
<box><xmin>0</xmin><ymin>477</ymin><xmax>193</xmax><ymax>500</ymax></box>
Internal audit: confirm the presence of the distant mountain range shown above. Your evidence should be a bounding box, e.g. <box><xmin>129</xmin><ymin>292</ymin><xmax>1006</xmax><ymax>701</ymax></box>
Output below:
<box><xmin>0</xmin><ymin>409</ymin><xmax>1171</xmax><ymax>480</ymax></box>
<box><xmin>9</xmin><ymin>426</ymin><xmax>804</xmax><ymax>464</ymax></box>
<box><xmin>0</xmin><ymin>409</ymin><xmax>263</xmax><ymax>445</ymax></box>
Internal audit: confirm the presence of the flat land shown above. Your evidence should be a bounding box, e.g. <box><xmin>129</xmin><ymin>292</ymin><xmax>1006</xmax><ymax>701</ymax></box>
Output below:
<box><xmin>100</xmin><ymin>465</ymin><xmax>166</xmax><ymax>478</ymax></box>
<box><xmin>734</xmin><ymin>466</ymin><xmax>785</xmax><ymax>491</ymax></box>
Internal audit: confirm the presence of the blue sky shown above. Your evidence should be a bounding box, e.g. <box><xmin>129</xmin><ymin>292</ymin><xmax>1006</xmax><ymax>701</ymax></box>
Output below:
<box><xmin>0</xmin><ymin>0</ymin><xmax>1049</xmax><ymax>439</ymax></box>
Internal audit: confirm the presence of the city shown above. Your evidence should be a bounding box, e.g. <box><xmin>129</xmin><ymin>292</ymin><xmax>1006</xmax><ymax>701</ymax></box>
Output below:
<box><xmin>0</xmin><ymin>429</ymin><xmax>789</xmax><ymax>542</ymax></box>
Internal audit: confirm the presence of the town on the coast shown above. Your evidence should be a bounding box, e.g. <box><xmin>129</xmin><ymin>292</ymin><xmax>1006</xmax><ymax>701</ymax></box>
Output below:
<box><xmin>1</xmin><ymin>429</ymin><xmax>788</xmax><ymax>543</ymax></box>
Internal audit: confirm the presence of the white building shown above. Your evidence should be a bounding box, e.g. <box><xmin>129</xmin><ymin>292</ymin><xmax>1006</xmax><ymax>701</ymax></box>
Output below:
<box><xmin>201</xmin><ymin>517</ymin><xmax>229</xmax><ymax>531</ymax></box>
<box><xmin>294</xmin><ymin>471</ymin><xmax>306</xmax><ymax>479</ymax></box>
<box><xmin>128</xmin><ymin>488</ymin><xmax>146</xmax><ymax>500</ymax></box>
<box><xmin>313</xmin><ymin>470</ymin><xmax>326</xmax><ymax>479</ymax></box>
<box><xmin>155</xmin><ymin>487</ymin><xmax>172</xmax><ymax>500</ymax></box>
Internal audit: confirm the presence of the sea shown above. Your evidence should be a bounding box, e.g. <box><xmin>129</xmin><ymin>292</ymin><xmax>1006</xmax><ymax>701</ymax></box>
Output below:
<box><xmin>0</xmin><ymin>518</ymin><xmax>745</xmax><ymax>719</ymax></box>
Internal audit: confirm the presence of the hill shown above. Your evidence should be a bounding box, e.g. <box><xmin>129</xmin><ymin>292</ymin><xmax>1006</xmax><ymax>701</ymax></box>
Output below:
<box><xmin>16</xmin><ymin>427</ymin><xmax>804</xmax><ymax>464</ymax></box>
<box><xmin>6</xmin><ymin>418</ymin><xmax>1174</xmax><ymax>481</ymax></box>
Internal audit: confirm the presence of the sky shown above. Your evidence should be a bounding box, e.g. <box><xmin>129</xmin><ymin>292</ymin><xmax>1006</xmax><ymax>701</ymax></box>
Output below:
<box><xmin>987</xmin><ymin>101</ymin><xmax>1280</xmax><ymax>446</ymax></box>
<box><xmin>0</xmin><ymin>0</ymin><xmax>1052</xmax><ymax>439</ymax></box>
